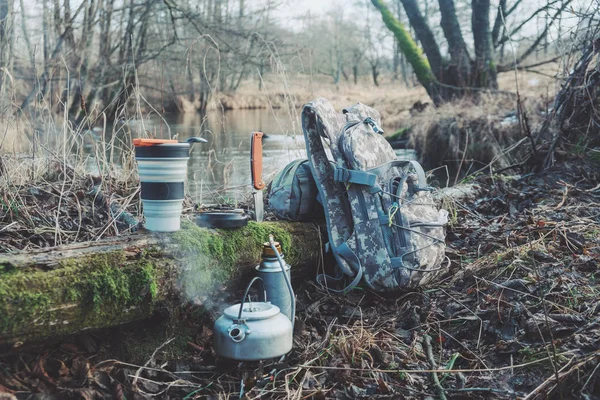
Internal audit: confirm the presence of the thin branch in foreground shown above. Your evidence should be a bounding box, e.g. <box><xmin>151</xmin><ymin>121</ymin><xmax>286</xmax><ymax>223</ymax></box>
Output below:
<box><xmin>423</xmin><ymin>334</ymin><xmax>447</xmax><ymax>400</ymax></box>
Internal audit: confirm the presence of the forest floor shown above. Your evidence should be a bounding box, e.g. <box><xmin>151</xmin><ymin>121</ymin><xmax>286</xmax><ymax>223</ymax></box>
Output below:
<box><xmin>0</xmin><ymin>155</ymin><xmax>599</xmax><ymax>399</ymax></box>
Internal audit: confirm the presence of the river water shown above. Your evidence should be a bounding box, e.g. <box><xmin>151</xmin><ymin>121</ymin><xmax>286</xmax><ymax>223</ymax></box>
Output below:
<box><xmin>96</xmin><ymin>109</ymin><xmax>414</xmax><ymax>205</ymax></box>
<box><xmin>159</xmin><ymin>108</ymin><xmax>308</xmax><ymax>205</ymax></box>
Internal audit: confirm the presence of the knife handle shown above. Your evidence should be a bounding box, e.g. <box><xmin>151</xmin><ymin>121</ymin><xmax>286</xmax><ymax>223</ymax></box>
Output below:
<box><xmin>251</xmin><ymin>132</ymin><xmax>265</xmax><ymax>190</ymax></box>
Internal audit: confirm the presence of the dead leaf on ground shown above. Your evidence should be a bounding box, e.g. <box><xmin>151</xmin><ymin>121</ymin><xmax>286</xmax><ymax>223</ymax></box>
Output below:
<box><xmin>32</xmin><ymin>358</ymin><xmax>57</xmax><ymax>388</ymax></box>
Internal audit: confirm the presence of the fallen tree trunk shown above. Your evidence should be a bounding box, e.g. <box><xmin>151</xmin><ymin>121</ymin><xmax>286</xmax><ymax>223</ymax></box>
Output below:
<box><xmin>0</xmin><ymin>221</ymin><xmax>323</xmax><ymax>348</ymax></box>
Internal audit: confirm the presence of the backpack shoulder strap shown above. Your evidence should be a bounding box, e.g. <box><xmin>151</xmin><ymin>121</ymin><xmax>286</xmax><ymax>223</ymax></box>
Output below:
<box><xmin>302</xmin><ymin>99</ymin><xmax>361</xmax><ymax>289</ymax></box>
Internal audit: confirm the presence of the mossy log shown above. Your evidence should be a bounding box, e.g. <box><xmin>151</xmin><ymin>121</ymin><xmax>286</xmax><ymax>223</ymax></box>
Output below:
<box><xmin>0</xmin><ymin>221</ymin><xmax>323</xmax><ymax>348</ymax></box>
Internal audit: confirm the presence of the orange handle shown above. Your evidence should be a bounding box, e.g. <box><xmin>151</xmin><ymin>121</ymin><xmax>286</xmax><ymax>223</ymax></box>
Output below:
<box><xmin>133</xmin><ymin>138</ymin><xmax>178</xmax><ymax>147</ymax></box>
<box><xmin>251</xmin><ymin>132</ymin><xmax>265</xmax><ymax>190</ymax></box>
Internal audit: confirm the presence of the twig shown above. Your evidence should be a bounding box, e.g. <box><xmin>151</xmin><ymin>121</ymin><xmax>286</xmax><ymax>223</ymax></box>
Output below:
<box><xmin>478</xmin><ymin>278</ymin><xmax>577</xmax><ymax>314</ymax></box>
<box><xmin>454</xmin><ymin>128</ymin><xmax>469</xmax><ymax>186</ymax></box>
<box><xmin>522</xmin><ymin>356</ymin><xmax>576</xmax><ymax>400</ymax></box>
<box><xmin>527</xmin><ymin>222</ymin><xmax>564</xmax><ymax>400</ymax></box>
<box><xmin>423</xmin><ymin>334</ymin><xmax>447</xmax><ymax>400</ymax></box>
<box><xmin>438</xmin><ymin>328</ymin><xmax>489</xmax><ymax>369</ymax></box>
<box><xmin>299</xmin><ymin>350</ymin><xmax>574</xmax><ymax>373</ymax></box>
<box><xmin>132</xmin><ymin>337</ymin><xmax>176</xmax><ymax>390</ymax></box>
<box><xmin>580</xmin><ymin>360</ymin><xmax>600</xmax><ymax>395</ymax></box>
<box><xmin>0</xmin><ymin>221</ymin><xmax>17</xmax><ymax>233</ymax></box>
<box><xmin>553</xmin><ymin>181</ymin><xmax>569</xmax><ymax>210</ymax></box>
<box><xmin>446</xmin><ymin>387</ymin><xmax>518</xmax><ymax>395</ymax></box>
<box><xmin>440</xmin><ymin>289</ymin><xmax>483</xmax><ymax>350</ymax></box>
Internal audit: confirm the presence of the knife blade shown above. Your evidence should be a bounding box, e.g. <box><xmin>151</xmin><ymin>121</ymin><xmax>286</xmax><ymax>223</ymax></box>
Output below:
<box><xmin>250</xmin><ymin>132</ymin><xmax>265</xmax><ymax>222</ymax></box>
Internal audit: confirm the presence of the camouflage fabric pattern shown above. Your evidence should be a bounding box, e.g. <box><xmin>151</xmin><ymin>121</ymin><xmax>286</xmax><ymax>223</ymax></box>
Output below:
<box><xmin>397</xmin><ymin>176</ymin><xmax>447</xmax><ymax>286</ymax></box>
<box><xmin>302</xmin><ymin>98</ymin><xmax>447</xmax><ymax>291</ymax></box>
<box><xmin>340</xmin><ymin>112</ymin><xmax>404</xmax><ymax>290</ymax></box>
<box><xmin>301</xmin><ymin>99</ymin><xmax>355</xmax><ymax>276</ymax></box>
<box><xmin>342</xmin><ymin>103</ymin><xmax>382</xmax><ymax>122</ymax></box>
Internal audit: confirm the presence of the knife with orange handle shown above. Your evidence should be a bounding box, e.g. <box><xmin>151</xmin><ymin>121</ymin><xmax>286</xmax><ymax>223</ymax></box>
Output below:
<box><xmin>251</xmin><ymin>132</ymin><xmax>265</xmax><ymax>222</ymax></box>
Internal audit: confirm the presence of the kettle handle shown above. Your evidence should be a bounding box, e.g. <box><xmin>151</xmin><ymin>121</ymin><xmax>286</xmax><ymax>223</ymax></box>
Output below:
<box><xmin>237</xmin><ymin>276</ymin><xmax>268</xmax><ymax>321</ymax></box>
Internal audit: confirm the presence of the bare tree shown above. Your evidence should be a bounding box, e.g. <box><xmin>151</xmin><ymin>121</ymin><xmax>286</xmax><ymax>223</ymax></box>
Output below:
<box><xmin>0</xmin><ymin>0</ymin><xmax>14</xmax><ymax>98</ymax></box>
<box><xmin>372</xmin><ymin>0</ymin><xmax>573</xmax><ymax>104</ymax></box>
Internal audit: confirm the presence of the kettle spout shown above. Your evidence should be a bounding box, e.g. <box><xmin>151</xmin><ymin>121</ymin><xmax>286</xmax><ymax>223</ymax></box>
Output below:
<box><xmin>228</xmin><ymin>324</ymin><xmax>247</xmax><ymax>342</ymax></box>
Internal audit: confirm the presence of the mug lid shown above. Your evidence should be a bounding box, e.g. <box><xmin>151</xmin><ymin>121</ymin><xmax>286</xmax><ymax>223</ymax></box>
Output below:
<box><xmin>133</xmin><ymin>138</ymin><xmax>178</xmax><ymax>147</ymax></box>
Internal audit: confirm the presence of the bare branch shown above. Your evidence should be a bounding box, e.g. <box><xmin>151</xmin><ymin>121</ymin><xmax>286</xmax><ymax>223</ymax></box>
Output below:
<box><xmin>497</xmin><ymin>0</ymin><xmax>567</xmax><ymax>47</ymax></box>
<box><xmin>502</xmin><ymin>0</ymin><xmax>574</xmax><ymax>67</ymax></box>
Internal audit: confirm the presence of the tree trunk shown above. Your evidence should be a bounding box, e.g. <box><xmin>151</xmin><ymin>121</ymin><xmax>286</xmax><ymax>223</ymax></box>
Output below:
<box><xmin>393</xmin><ymin>39</ymin><xmax>399</xmax><ymax>81</ymax></box>
<box><xmin>399</xmin><ymin>0</ymin><xmax>443</xmax><ymax>77</ymax></box>
<box><xmin>96</xmin><ymin>0</ymin><xmax>113</xmax><ymax>108</ymax></box>
<box><xmin>0</xmin><ymin>0</ymin><xmax>13</xmax><ymax>97</ymax></box>
<box><xmin>438</xmin><ymin>0</ymin><xmax>471</xmax><ymax>86</ymax></box>
<box><xmin>186</xmin><ymin>53</ymin><xmax>195</xmax><ymax>101</ymax></box>
<box><xmin>491</xmin><ymin>0</ymin><xmax>506</xmax><ymax>48</ymax></box>
<box><xmin>371</xmin><ymin>64</ymin><xmax>380</xmax><ymax>86</ymax></box>
<box><xmin>0</xmin><ymin>222</ymin><xmax>324</xmax><ymax>349</ymax></box>
<box><xmin>68</xmin><ymin>0</ymin><xmax>98</xmax><ymax>125</ymax></box>
<box><xmin>341</xmin><ymin>68</ymin><xmax>349</xmax><ymax>82</ymax></box>
<box><xmin>371</xmin><ymin>0</ymin><xmax>442</xmax><ymax>104</ymax></box>
<box><xmin>391</xmin><ymin>0</ymin><xmax>401</xmax><ymax>81</ymax></box>
<box><xmin>213</xmin><ymin>0</ymin><xmax>222</xmax><ymax>23</ymax></box>
<box><xmin>471</xmin><ymin>0</ymin><xmax>497</xmax><ymax>88</ymax></box>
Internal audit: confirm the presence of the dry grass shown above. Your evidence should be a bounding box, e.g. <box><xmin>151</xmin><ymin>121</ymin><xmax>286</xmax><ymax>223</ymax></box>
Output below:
<box><xmin>0</xmin><ymin>116</ymin><xmax>33</xmax><ymax>154</ymax></box>
<box><xmin>404</xmin><ymin>94</ymin><xmax>546</xmax><ymax>178</ymax></box>
<box><xmin>207</xmin><ymin>64</ymin><xmax>561</xmax><ymax>129</ymax></box>
<box><xmin>214</xmin><ymin>74</ymin><xmax>429</xmax><ymax>130</ymax></box>
<box><xmin>0</xmin><ymin>97</ymin><xmax>147</xmax><ymax>250</ymax></box>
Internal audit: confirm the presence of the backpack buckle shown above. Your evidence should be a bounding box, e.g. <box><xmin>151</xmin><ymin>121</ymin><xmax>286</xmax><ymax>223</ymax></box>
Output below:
<box><xmin>364</xmin><ymin>117</ymin><xmax>384</xmax><ymax>134</ymax></box>
<box><xmin>334</xmin><ymin>166</ymin><xmax>377</xmax><ymax>187</ymax></box>
<box><xmin>333</xmin><ymin>166</ymin><xmax>350</xmax><ymax>183</ymax></box>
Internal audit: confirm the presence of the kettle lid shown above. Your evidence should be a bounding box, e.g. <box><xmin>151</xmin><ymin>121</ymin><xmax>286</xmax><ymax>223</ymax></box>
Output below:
<box><xmin>262</xmin><ymin>241</ymin><xmax>282</xmax><ymax>257</ymax></box>
<box><xmin>223</xmin><ymin>302</ymin><xmax>280</xmax><ymax>321</ymax></box>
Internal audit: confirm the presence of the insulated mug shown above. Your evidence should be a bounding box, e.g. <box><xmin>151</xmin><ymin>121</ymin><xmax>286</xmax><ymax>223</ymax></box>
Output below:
<box><xmin>134</xmin><ymin>139</ymin><xmax>189</xmax><ymax>232</ymax></box>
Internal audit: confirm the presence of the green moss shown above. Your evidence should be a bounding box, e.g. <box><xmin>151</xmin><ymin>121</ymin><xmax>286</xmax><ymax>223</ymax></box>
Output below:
<box><xmin>371</xmin><ymin>0</ymin><xmax>439</xmax><ymax>101</ymax></box>
<box><xmin>0</xmin><ymin>221</ymin><xmax>317</xmax><ymax>344</ymax></box>
<box><xmin>0</xmin><ymin>251</ymin><xmax>163</xmax><ymax>337</ymax></box>
<box><xmin>172</xmin><ymin>221</ymin><xmax>298</xmax><ymax>301</ymax></box>
<box><xmin>388</xmin><ymin>128</ymin><xmax>410</xmax><ymax>141</ymax></box>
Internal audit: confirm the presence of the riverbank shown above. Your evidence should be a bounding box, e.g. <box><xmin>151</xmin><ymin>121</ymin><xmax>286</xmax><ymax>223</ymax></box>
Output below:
<box><xmin>1</xmin><ymin>68</ymin><xmax>556</xmax><ymax>172</ymax></box>
<box><xmin>0</xmin><ymin>156</ymin><xmax>598</xmax><ymax>399</ymax></box>
<box><xmin>208</xmin><ymin>68</ymin><xmax>557</xmax><ymax>129</ymax></box>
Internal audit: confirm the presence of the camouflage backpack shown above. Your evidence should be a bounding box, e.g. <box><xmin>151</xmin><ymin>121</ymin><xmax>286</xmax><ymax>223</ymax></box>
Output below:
<box><xmin>301</xmin><ymin>98</ymin><xmax>448</xmax><ymax>292</ymax></box>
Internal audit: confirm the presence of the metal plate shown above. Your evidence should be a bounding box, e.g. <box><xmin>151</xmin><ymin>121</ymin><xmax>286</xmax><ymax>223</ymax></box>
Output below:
<box><xmin>196</xmin><ymin>210</ymin><xmax>248</xmax><ymax>229</ymax></box>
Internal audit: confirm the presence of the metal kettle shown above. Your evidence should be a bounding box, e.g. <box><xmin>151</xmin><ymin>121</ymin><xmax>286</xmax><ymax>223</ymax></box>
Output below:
<box><xmin>255</xmin><ymin>240</ymin><xmax>295</xmax><ymax>322</ymax></box>
<box><xmin>213</xmin><ymin>277</ymin><xmax>293</xmax><ymax>361</ymax></box>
